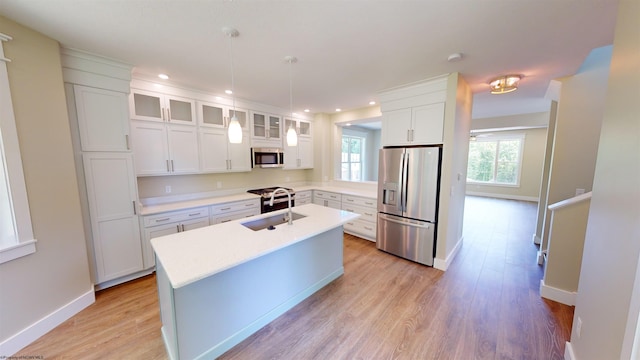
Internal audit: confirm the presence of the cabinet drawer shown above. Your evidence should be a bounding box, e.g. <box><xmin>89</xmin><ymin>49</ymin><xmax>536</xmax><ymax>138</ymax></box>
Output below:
<box><xmin>313</xmin><ymin>198</ymin><xmax>341</xmax><ymax>209</ymax></box>
<box><xmin>342</xmin><ymin>195</ymin><xmax>376</xmax><ymax>209</ymax></box>
<box><xmin>212</xmin><ymin>208</ymin><xmax>259</xmax><ymax>225</ymax></box>
<box><xmin>210</xmin><ymin>199</ymin><xmax>260</xmax><ymax>215</ymax></box>
<box><xmin>341</xmin><ymin>204</ymin><xmax>377</xmax><ymax>223</ymax></box>
<box><xmin>144</xmin><ymin>206</ymin><xmax>210</xmax><ymax>227</ymax></box>
<box><xmin>344</xmin><ymin>219</ymin><xmax>377</xmax><ymax>240</ymax></box>
<box><xmin>295</xmin><ymin>198</ymin><xmax>312</xmax><ymax>206</ymax></box>
<box><xmin>295</xmin><ymin>190</ymin><xmax>312</xmax><ymax>200</ymax></box>
<box><xmin>313</xmin><ymin>190</ymin><xmax>341</xmax><ymax>201</ymax></box>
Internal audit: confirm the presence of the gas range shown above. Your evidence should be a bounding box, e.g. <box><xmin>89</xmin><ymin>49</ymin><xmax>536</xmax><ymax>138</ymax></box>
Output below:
<box><xmin>247</xmin><ymin>187</ymin><xmax>296</xmax><ymax>213</ymax></box>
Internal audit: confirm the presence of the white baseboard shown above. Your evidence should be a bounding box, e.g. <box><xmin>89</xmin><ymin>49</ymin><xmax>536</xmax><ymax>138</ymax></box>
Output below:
<box><xmin>466</xmin><ymin>191</ymin><xmax>539</xmax><ymax>202</ymax></box>
<box><xmin>565</xmin><ymin>341</ymin><xmax>576</xmax><ymax>360</ymax></box>
<box><xmin>434</xmin><ymin>236</ymin><xmax>463</xmax><ymax>271</ymax></box>
<box><xmin>540</xmin><ymin>279</ymin><xmax>576</xmax><ymax>306</ymax></box>
<box><xmin>0</xmin><ymin>288</ymin><xmax>95</xmax><ymax>356</ymax></box>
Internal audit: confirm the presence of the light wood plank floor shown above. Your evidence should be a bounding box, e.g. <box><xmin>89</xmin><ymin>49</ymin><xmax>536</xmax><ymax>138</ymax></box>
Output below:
<box><xmin>16</xmin><ymin>196</ymin><xmax>573</xmax><ymax>359</ymax></box>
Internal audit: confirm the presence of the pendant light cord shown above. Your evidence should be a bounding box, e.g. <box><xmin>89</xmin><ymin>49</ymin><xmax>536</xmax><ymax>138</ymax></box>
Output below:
<box><xmin>289</xmin><ymin>59</ymin><xmax>293</xmax><ymax>124</ymax></box>
<box><xmin>229</xmin><ymin>33</ymin><xmax>236</xmax><ymax>114</ymax></box>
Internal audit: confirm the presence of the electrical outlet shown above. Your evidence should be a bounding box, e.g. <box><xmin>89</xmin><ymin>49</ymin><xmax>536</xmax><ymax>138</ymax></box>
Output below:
<box><xmin>217</xmin><ymin>181</ymin><xmax>222</xmax><ymax>189</ymax></box>
<box><xmin>165</xmin><ymin>186</ymin><xmax>171</xmax><ymax>194</ymax></box>
<box><xmin>576</xmin><ymin>317</ymin><xmax>582</xmax><ymax>338</ymax></box>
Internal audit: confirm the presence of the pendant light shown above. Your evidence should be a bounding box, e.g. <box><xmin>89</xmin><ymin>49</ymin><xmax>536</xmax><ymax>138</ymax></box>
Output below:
<box><xmin>285</xmin><ymin>56</ymin><xmax>298</xmax><ymax>147</ymax></box>
<box><xmin>223</xmin><ymin>26</ymin><xmax>242</xmax><ymax>144</ymax></box>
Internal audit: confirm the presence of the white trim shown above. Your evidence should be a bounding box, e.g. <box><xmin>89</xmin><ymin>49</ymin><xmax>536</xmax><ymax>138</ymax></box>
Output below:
<box><xmin>94</xmin><ymin>268</ymin><xmax>155</xmax><ymax>290</ymax></box>
<box><xmin>564</xmin><ymin>341</ymin><xmax>576</xmax><ymax>360</ymax></box>
<box><xmin>0</xmin><ymin>239</ymin><xmax>36</xmax><ymax>264</ymax></box>
<box><xmin>465</xmin><ymin>191</ymin><xmax>539</xmax><ymax>202</ymax></box>
<box><xmin>540</xmin><ymin>279</ymin><xmax>576</xmax><ymax>306</ymax></box>
<box><xmin>548</xmin><ymin>192</ymin><xmax>592</xmax><ymax>211</ymax></box>
<box><xmin>0</xmin><ymin>289</ymin><xmax>95</xmax><ymax>356</ymax></box>
<box><xmin>533</xmin><ymin>233</ymin><xmax>541</xmax><ymax>245</ymax></box>
<box><xmin>434</xmin><ymin>236</ymin><xmax>463</xmax><ymax>271</ymax></box>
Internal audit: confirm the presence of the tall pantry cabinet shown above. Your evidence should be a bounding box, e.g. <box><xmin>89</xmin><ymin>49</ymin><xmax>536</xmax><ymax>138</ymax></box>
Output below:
<box><xmin>62</xmin><ymin>49</ymin><xmax>148</xmax><ymax>289</ymax></box>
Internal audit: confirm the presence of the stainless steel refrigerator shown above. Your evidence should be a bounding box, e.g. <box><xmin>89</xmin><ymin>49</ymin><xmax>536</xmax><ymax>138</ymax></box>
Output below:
<box><xmin>377</xmin><ymin>146</ymin><xmax>441</xmax><ymax>266</ymax></box>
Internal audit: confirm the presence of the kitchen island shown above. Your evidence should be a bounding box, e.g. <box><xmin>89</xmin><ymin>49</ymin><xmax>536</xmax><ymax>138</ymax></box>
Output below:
<box><xmin>151</xmin><ymin>204</ymin><xmax>359</xmax><ymax>360</ymax></box>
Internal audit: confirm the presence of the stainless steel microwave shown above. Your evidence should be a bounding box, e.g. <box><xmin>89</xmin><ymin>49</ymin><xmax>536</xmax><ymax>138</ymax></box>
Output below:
<box><xmin>251</xmin><ymin>147</ymin><xmax>284</xmax><ymax>168</ymax></box>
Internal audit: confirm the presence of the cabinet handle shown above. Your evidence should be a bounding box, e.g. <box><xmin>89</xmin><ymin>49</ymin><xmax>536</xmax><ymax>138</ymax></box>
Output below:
<box><xmin>132</xmin><ymin>201</ymin><xmax>137</xmax><ymax>215</ymax></box>
<box><xmin>346</xmin><ymin>199</ymin><xmax>354</xmax><ymax>202</ymax></box>
<box><xmin>221</xmin><ymin>219</ymin><xmax>231</xmax><ymax>223</ymax></box>
<box><xmin>176</xmin><ymin>225</ymin><xmax>180</xmax><ymax>232</ymax></box>
<box><xmin>346</xmin><ymin>208</ymin><xmax>355</xmax><ymax>212</ymax></box>
<box><xmin>220</xmin><ymin>207</ymin><xmax>231</xmax><ymax>211</ymax></box>
<box><xmin>166</xmin><ymin>160</ymin><xmax>170</xmax><ymax>172</ymax></box>
<box><xmin>364</xmin><ymin>212</ymin><xmax>373</xmax><ymax>216</ymax></box>
<box><xmin>407</xmin><ymin>129</ymin><xmax>411</xmax><ymax>142</ymax></box>
<box><xmin>364</xmin><ymin>226</ymin><xmax>373</xmax><ymax>231</ymax></box>
<box><xmin>125</xmin><ymin>134</ymin><xmax>130</xmax><ymax>150</ymax></box>
<box><xmin>188</xmin><ymin>213</ymin><xmax>201</xmax><ymax>217</ymax></box>
<box><xmin>365</xmin><ymin>202</ymin><xmax>374</xmax><ymax>206</ymax></box>
<box><xmin>156</xmin><ymin>217</ymin><xmax>171</xmax><ymax>222</ymax></box>
<box><xmin>171</xmin><ymin>160</ymin><xmax>174</xmax><ymax>172</ymax></box>
<box><xmin>162</xmin><ymin>108</ymin><xmax>166</xmax><ymax>121</ymax></box>
<box><xmin>411</xmin><ymin>129</ymin><xmax>415</xmax><ymax>141</ymax></box>
<box><xmin>167</xmin><ymin>108</ymin><xmax>171</xmax><ymax>121</ymax></box>
<box><xmin>181</xmin><ymin>224</ymin><xmax>185</xmax><ymax>232</ymax></box>
<box><xmin>245</xmin><ymin>203</ymin><xmax>254</xmax><ymax>207</ymax></box>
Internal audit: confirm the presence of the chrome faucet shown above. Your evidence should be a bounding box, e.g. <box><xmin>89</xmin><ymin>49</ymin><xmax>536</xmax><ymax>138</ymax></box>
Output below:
<box><xmin>269</xmin><ymin>188</ymin><xmax>293</xmax><ymax>225</ymax></box>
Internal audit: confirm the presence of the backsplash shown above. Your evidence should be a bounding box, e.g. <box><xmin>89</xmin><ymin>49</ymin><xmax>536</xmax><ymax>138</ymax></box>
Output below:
<box><xmin>137</xmin><ymin>168</ymin><xmax>312</xmax><ymax>199</ymax></box>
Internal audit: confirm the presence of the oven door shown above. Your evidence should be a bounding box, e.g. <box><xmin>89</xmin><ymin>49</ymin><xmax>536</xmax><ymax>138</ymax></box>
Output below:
<box><xmin>262</xmin><ymin>197</ymin><xmax>295</xmax><ymax>213</ymax></box>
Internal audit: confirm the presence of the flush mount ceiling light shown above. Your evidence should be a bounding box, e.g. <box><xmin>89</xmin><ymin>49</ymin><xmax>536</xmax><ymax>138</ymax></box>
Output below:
<box><xmin>489</xmin><ymin>75</ymin><xmax>522</xmax><ymax>94</ymax></box>
<box><xmin>223</xmin><ymin>26</ymin><xmax>242</xmax><ymax>144</ymax></box>
<box><xmin>158</xmin><ymin>73</ymin><xmax>169</xmax><ymax>80</ymax></box>
<box><xmin>285</xmin><ymin>55</ymin><xmax>298</xmax><ymax>147</ymax></box>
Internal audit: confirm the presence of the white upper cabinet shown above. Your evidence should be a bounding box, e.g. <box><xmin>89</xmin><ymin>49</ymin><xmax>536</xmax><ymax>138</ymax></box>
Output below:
<box><xmin>130</xmin><ymin>89</ymin><xmax>196</xmax><ymax>125</ymax></box>
<box><xmin>283</xmin><ymin>118</ymin><xmax>314</xmax><ymax>169</ymax></box>
<box><xmin>379</xmin><ymin>75</ymin><xmax>447</xmax><ymax>146</ymax></box>
<box><xmin>130</xmin><ymin>120</ymin><xmax>200</xmax><ymax>175</ymax></box>
<box><xmin>381</xmin><ymin>102</ymin><xmax>444</xmax><ymax>146</ymax></box>
<box><xmin>73</xmin><ymin>85</ymin><xmax>130</xmax><ymax>151</ymax></box>
<box><xmin>198</xmin><ymin>101</ymin><xmax>251</xmax><ymax>173</ymax></box>
<box><xmin>251</xmin><ymin>111</ymin><xmax>282</xmax><ymax>148</ymax></box>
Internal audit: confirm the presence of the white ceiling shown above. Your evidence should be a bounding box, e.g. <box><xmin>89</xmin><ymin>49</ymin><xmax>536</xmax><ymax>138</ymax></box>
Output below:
<box><xmin>0</xmin><ymin>1</ymin><xmax>618</xmax><ymax>119</ymax></box>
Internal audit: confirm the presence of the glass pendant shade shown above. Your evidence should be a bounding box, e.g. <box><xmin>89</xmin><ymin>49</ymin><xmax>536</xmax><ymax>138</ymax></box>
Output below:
<box><xmin>228</xmin><ymin>116</ymin><xmax>242</xmax><ymax>144</ymax></box>
<box><xmin>286</xmin><ymin>125</ymin><xmax>298</xmax><ymax>146</ymax></box>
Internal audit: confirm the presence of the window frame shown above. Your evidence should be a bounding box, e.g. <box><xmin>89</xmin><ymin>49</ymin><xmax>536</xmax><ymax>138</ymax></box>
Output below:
<box><xmin>0</xmin><ymin>32</ymin><xmax>37</xmax><ymax>264</ymax></box>
<box><xmin>341</xmin><ymin>134</ymin><xmax>365</xmax><ymax>182</ymax></box>
<box><xmin>466</xmin><ymin>132</ymin><xmax>525</xmax><ymax>187</ymax></box>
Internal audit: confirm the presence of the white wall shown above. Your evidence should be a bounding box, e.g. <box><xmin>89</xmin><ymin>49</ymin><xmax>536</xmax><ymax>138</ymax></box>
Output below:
<box><xmin>568</xmin><ymin>0</ymin><xmax>640</xmax><ymax>358</ymax></box>
<box><xmin>0</xmin><ymin>16</ymin><xmax>93</xmax><ymax>354</ymax></box>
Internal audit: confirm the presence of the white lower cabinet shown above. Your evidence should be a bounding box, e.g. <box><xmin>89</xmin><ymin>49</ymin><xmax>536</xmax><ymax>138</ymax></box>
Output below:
<box><xmin>210</xmin><ymin>198</ymin><xmax>260</xmax><ymax>224</ymax></box>
<box><xmin>141</xmin><ymin>207</ymin><xmax>210</xmax><ymax>268</ymax></box>
<box><xmin>342</xmin><ymin>195</ymin><xmax>377</xmax><ymax>242</ymax></box>
<box><xmin>312</xmin><ymin>190</ymin><xmax>341</xmax><ymax>209</ymax></box>
<box><xmin>82</xmin><ymin>153</ymin><xmax>143</xmax><ymax>283</ymax></box>
<box><xmin>294</xmin><ymin>190</ymin><xmax>312</xmax><ymax>206</ymax></box>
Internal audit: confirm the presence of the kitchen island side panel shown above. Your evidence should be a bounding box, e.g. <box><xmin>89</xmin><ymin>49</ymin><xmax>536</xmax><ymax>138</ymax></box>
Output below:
<box><xmin>171</xmin><ymin>226</ymin><xmax>344</xmax><ymax>359</ymax></box>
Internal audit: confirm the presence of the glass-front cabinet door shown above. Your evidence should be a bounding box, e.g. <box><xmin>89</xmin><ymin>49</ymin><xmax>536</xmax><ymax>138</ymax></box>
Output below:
<box><xmin>299</xmin><ymin>120</ymin><xmax>311</xmax><ymax>137</ymax></box>
<box><xmin>252</xmin><ymin>112</ymin><xmax>266</xmax><ymax>138</ymax></box>
<box><xmin>229</xmin><ymin>109</ymin><xmax>248</xmax><ymax>130</ymax></box>
<box><xmin>268</xmin><ymin>115</ymin><xmax>281</xmax><ymax>140</ymax></box>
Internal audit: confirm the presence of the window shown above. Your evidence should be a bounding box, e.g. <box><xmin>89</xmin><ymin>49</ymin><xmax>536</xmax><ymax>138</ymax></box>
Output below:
<box><xmin>0</xmin><ymin>32</ymin><xmax>36</xmax><ymax>264</ymax></box>
<box><xmin>467</xmin><ymin>133</ymin><xmax>524</xmax><ymax>186</ymax></box>
<box><xmin>341</xmin><ymin>135</ymin><xmax>364</xmax><ymax>181</ymax></box>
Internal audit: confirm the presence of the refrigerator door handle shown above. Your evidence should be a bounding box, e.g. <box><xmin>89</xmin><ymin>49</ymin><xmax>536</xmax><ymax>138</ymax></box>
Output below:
<box><xmin>401</xmin><ymin>152</ymin><xmax>410</xmax><ymax>212</ymax></box>
<box><xmin>397</xmin><ymin>152</ymin><xmax>406</xmax><ymax>213</ymax></box>
<box><xmin>379</xmin><ymin>213</ymin><xmax>431</xmax><ymax>229</ymax></box>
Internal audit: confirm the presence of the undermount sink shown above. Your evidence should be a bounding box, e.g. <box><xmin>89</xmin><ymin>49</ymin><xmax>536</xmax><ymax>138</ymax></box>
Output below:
<box><xmin>242</xmin><ymin>212</ymin><xmax>307</xmax><ymax>231</ymax></box>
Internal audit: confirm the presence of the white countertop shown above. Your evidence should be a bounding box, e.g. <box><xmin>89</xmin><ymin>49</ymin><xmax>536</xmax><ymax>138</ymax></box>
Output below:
<box><xmin>151</xmin><ymin>204</ymin><xmax>360</xmax><ymax>289</ymax></box>
<box><xmin>140</xmin><ymin>193</ymin><xmax>260</xmax><ymax>216</ymax></box>
<box><xmin>140</xmin><ymin>185</ymin><xmax>377</xmax><ymax>216</ymax></box>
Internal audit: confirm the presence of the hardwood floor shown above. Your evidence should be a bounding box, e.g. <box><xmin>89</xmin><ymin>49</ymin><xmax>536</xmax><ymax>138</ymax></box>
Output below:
<box><xmin>16</xmin><ymin>196</ymin><xmax>573</xmax><ymax>359</ymax></box>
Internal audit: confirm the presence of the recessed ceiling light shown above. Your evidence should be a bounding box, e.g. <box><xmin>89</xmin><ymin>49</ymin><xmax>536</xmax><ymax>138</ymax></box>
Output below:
<box><xmin>346</xmin><ymin>123</ymin><xmax>351</xmax><ymax>126</ymax></box>
<box><xmin>369</xmin><ymin>101</ymin><xmax>376</xmax><ymax>105</ymax></box>
<box><xmin>336</xmin><ymin>108</ymin><xmax>341</xmax><ymax>112</ymax></box>
<box><xmin>158</xmin><ymin>73</ymin><xmax>169</xmax><ymax>80</ymax></box>
<box><xmin>215</xmin><ymin>96</ymin><xmax>223</xmax><ymax>100</ymax></box>
<box><xmin>447</xmin><ymin>53</ymin><xmax>463</xmax><ymax>62</ymax></box>
<box><xmin>304</xmin><ymin>109</ymin><xmax>310</xmax><ymax>113</ymax></box>
<box><xmin>225</xmin><ymin>89</ymin><xmax>233</xmax><ymax>95</ymax></box>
